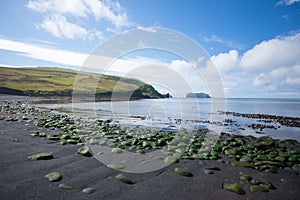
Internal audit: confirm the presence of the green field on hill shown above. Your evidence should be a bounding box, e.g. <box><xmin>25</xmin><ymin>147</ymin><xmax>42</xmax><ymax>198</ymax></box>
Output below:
<box><xmin>0</xmin><ymin>67</ymin><xmax>165</xmax><ymax>99</ymax></box>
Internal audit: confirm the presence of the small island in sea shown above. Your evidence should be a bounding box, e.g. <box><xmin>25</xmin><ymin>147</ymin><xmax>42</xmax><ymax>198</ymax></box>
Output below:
<box><xmin>186</xmin><ymin>92</ymin><xmax>211</xmax><ymax>98</ymax></box>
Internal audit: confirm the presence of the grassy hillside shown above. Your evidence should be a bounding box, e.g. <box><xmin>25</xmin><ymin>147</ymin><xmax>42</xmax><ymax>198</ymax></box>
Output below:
<box><xmin>0</xmin><ymin>67</ymin><xmax>167</xmax><ymax>99</ymax></box>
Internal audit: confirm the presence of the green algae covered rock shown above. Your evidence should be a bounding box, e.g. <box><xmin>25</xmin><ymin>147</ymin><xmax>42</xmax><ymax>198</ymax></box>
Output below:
<box><xmin>250</xmin><ymin>185</ymin><xmax>269</xmax><ymax>192</ymax></box>
<box><xmin>66</xmin><ymin>139</ymin><xmax>79</xmax><ymax>144</ymax></box>
<box><xmin>60</xmin><ymin>134</ymin><xmax>70</xmax><ymax>140</ymax></box>
<box><xmin>250</xmin><ymin>178</ymin><xmax>264</xmax><ymax>185</ymax></box>
<box><xmin>45</xmin><ymin>172</ymin><xmax>62</xmax><ymax>182</ymax></box>
<box><xmin>77</xmin><ymin>146</ymin><xmax>93</xmax><ymax>157</ymax></box>
<box><xmin>58</xmin><ymin>183</ymin><xmax>72</xmax><ymax>190</ymax></box>
<box><xmin>60</xmin><ymin>139</ymin><xmax>67</xmax><ymax>145</ymax></box>
<box><xmin>174</xmin><ymin>167</ymin><xmax>193</xmax><ymax>177</ymax></box>
<box><xmin>107</xmin><ymin>164</ymin><xmax>125</xmax><ymax>170</ymax></box>
<box><xmin>47</xmin><ymin>135</ymin><xmax>61</xmax><ymax>141</ymax></box>
<box><xmin>82</xmin><ymin>187</ymin><xmax>95</xmax><ymax>194</ymax></box>
<box><xmin>240</xmin><ymin>174</ymin><xmax>252</xmax><ymax>182</ymax></box>
<box><xmin>281</xmin><ymin>178</ymin><xmax>300</xmax><ymax>185</ymax></box>
<box><xmin>136</xmin><ymin>149</ymin><xmax>145</xmax><ymax>154</ymax></box>
<box><xmin>262</xmin><ymin>181</ymin><xmax>276</xmax><ymax>190</ymax></box>
<box><xmin>141</xmin><ymin>141</ymin><xmax>152</xmax><ymax>149</ymax></box>
<box><xmin>116</xmin><ymin>174</ymin><xmax>133</xmax><ymax>184</ymax></box>
<box><xmin>28</xmin><ymin>152</ymin><xmax>54</xmax><ymax>160</ymax></box>
<box><xmin>164</xmin><ymin>156</ymin><xmax>179</xmax><ymax>164</ymax></box>
<box><xmin>30</xmin><ymin>130</ymin><xmax>46</xmax><ymax>137</ymax></box>
<box><xmin>259</xmin><ymin>161</ymin><xmax>284</xmax><ymax>167</ymax></box>
<box><xmin>112</xmin><ymin>147</ymin><xmax>123</xmax><ymax>153</ymax></box>
<box><xmin>224</xmin><ymin>183</ymin><xmax>246</xmax><ymax>195</ymax></box>
<box><xmin>204</xmin><ymin>169</ymin><xmax>214</xmax><ymax>174</ymax></box>
<box><xmin>292</xmin><ymin>164</ymin><xmax>300</xmax><ymax>173</ymax></box>
<box><xmin>206</xmin><ymin>167</ymin><xmax>221</xmax><ymax>171</ymax></box>
<box><xmin>231</xmin><ymin>162</ymin><xmax>255</xmax><ymax>168</ymax></box>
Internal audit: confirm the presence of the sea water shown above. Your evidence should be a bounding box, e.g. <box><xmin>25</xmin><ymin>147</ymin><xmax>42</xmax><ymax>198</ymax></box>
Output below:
<box><xmin>33</xmin><ymin>98</ymin><xmax>300</xmax><ymax>141</ymax></box>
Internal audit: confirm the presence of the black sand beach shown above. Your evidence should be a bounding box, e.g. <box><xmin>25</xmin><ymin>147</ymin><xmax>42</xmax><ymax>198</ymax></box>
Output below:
<box><xmin>1</xmin><ymin>96</ymin><xmax>300</xmax><ymax>200</ymax></box>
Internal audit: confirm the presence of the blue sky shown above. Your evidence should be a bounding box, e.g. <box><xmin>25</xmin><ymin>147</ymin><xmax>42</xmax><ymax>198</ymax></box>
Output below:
<box><xmin>0</xmin><ymin>0</ymin><xmax>300</xmax><ymax>98</ymax></box>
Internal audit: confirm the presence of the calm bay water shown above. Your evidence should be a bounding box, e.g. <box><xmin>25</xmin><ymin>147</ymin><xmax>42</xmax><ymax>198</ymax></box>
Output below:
<box><xmin>34</xmin><ymin>98</ymin><xmax>300</xmax><ymax>141</ymax></box>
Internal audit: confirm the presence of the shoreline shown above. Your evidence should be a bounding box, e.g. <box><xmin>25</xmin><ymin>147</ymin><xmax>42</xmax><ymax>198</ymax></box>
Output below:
<box><xmin>30</xmin><ymin>96</ymin><xmax>300</xmax><ymax>142</ymax></box>
<box><xmin>0</xmin><ymin>96</ymin><xmax>300</xmax><ymax>199</ymax></box>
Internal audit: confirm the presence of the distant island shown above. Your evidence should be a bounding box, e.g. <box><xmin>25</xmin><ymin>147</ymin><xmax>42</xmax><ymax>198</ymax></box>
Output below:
<box><xmin>0</xmin><ymin>67</ymin><xmax>169</xmax><ymax>100</ymax></box>
<box><xmin>186</xmin><ymin>92</ymin><xmax>211</xmax><ymax>98</ymax></box>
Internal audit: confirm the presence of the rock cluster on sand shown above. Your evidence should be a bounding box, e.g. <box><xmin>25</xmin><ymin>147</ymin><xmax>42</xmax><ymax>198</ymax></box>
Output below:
<box><xmin>219</xmin><ymin>111</ymin><xmax>300</xmax><ymax>128</ymax></box>
<box><xmin>1</xmin><ymin>101</ymin><xmax>300</xmax><ymax>175</ymax></box>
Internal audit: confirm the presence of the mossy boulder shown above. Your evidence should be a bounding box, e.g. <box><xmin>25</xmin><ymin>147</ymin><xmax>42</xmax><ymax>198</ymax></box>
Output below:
<box><xmin>82</xmin><ymin>187</ymin><xmax>95</xmax><ymax>194</ymax></box>
<box><xmin>136</xmin><ymin>149</ymin><xmax>145</xmax><ymax>154</ymax></box>
<box><xmin>30</xmin><ymin>130</ymin><xmax>46</xmax><ymax>137</ymax></box>
<box><xmin>58</xmin><ymin>183</ymin><xmax>72</xmax><ymax>190</ymax></box>
<box><xmin>231</xmin><ymin>162</ymin><xmax>255</xmax><ymax>168</ymax></box>
<box><xmin>107</xmin><ymin>164</ymin><xmax>125</xmax><ymax>170</ymax></box>
<box><xmin>66</xmin><ymin>139</ymin><xmax>79</xmax><ymax>144</ymax></box>
<box><xmin>60</xmin><ymin>139</ymin><xmax>67</xmax><ymax>145</ymax></box>
<box><xmin>164</xmin><ymin>156</ymin><xmax>179</xmax><ymax>164</ymax></box>
<box><xmin>260</xmin><ymin>161</ymin><xmax>284</xmax><ymax>167</ymax></box>
<box><xmin>47</xmin><ymin>135</ymin><xmax>61</xmax><ymax>141</ymax></box>
<box><xmin>240</xmin><ymin>174</ymin><xmax>252</xmax><ymax>182</ymax></box>
<box><xmin>112</xmin><ymin>148</ymin><xmax>123</xmax><ymax>153</ymax></box>
<box><xmin>250</xmin><ymin>178</ymin><xmax>264</xmax><ymax>185</ymax></box>
<box><xmin>240</xmin><ymin>155</ymin><xmax>252</xmax><ymax>162</ymax></box>
<box><xmin>250</xmin><ymin>185</ymin><xmax>269</xmax><ymax>192</ymax></box>
<box><xmin>116</xmin><ymin>174</ymin><xmax>133</xmax><ymax>184</ymax></box>
<box><xmin>45</xmin><ymin>172</ymin><xmax>62</xmax><ymax>182</ymax></box>
<box><xmin>204</xmin><ymin>169</ymin><xmax>214</xmax><ymax>174</ymax></box>
<box><xmin>174</xmin><ymin>167</ymin><xmax>193</xmax><ymax>177</ymax></box>
<box><xmin>28</xmin><ymin>152</ymin><xmax>54</xmax><ymax>160</ymax></box>
<box><xmin>292</xmin><ymin>164</ymin><xmax>300</xmax><ymax>173</ymax></box>
<box><xmin>262</xmin><ymin>181</ymin><xmax>276</xmax><ymax>190</ymax></box>
<box><xmin>206</xmin><ymin>167</ymin><xmax>221</xmax><ymax>171</ymax></box>
<box><xmin>77</xmin><ymin>146</ymin><xmax>93</xmax><ymax>157</ymax></box>
<box><xmin>60</xmin><ymin>134</ymin><xmax>70</xmax><ymax>140</ymax></box>
<box><xmin>141</xmin><ymin>141</ymin><xmax>152</xmax><ymax>149</ymax></box>
<box><xmin>224</xmin><ymin>183</ymin><xmax>246</xmax><ymax>195</ymax></box>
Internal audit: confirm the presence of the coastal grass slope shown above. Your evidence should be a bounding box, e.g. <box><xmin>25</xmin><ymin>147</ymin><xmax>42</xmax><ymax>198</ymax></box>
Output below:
<box><xmin>0</xmin><ymin>67</ymin><xmax>167</xmax><ymax>99</ymax></box>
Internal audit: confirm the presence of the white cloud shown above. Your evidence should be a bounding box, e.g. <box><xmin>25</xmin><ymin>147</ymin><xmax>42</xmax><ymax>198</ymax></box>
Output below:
<box><xmin>169</xmin><ymin>60</ymin><xmax>207</xmax><ymax>93</ymax></box>
<box><xmin>252</xmin><ymin>73</ymin><xmax>267</xmax><ymax>86</ymax></box>
<box><xmin>210</xmin><ymin>50</ymin><xmax>241</xmax><ymax>96</ymax></box>
<box><xmin>0</xmin><ymin>64</ymin><xmax>33</xmax><ymax>68</ymax></box>
<box><xmin>210</xmin><ymin>31</ymin><xmax>300</xmax><ymax>96</ymax></box>
<box><xmin>199</xmin><ymin>60</ymin><xmax>226</xmax><ymax>98</ymax></box>
<box><xmin>2</xmin><ymin>29</ymin><xmax>300</xmax><ymax>97</ymax></box>
<box><xmin>37</xmin><ymin>14</ymin><xmax>103</xmax><ymax>40</ymax></box>
<box><xmin>0</xmin><ymin>38</ymin><xmax>169</xmax><ymax>72</ymax></box>
<box><xmin>137</xmin><ymin>27</ymin><xmax>158</xmax><ymax>33</ymax></box>
<box><xmin>202</xmin><ymin>34</ymin><xmax>244</xmax><ymax>50</ymax></box>
<box><xmin>287</xmin><ymin>76</ymin><xmax>300</xmax><ymax>85</ymax></box>
<box><xmin>253</xmin><ymin>65</ymin><xmax>300</xmax><ymax>86</ymax></box>
<box><xmin>95</xmin><ymin>31</ymin><xmax>300</xmax><ymax>97</ymax></box>
<box><xmin>101</xmin><ymin>57</ymin><xmax>208</xmax><ymax>97</ymax></box>
<box><xmin>211</xmin><ymin>50</ymin><xmax>239</xmax><ymax>72</ymax></box>
<box><xmin>276</xmin><ymin>0</ymin><xmax>300</xmax><ymax>6</ymax></box>
<box><xmin>84</xmin><ymin>0</ymin><xmax>129</xmax><ymax>28</ymax></box>
<box><xmin>0</xmin><ymin>38</ymin><xmax>87</xmax><ymax>66</ymax></box>
<box><xmin>27</xmin><ymin>0</ymin><xmax>89</xmax><ymax>18</ymax></box>
<box><xmin>38</xmin><ymin>14</ymin><xmax>89</xmax><ymax>39</ymax></box>
<box><xmin>27</xmin><ymin>0</ymin><xmax>129</xmax><ymax>40</ymax></box>
<box><xmin>240</xmin><ymin>33</ymin><xmax>300</xmax><ymax>71</ymax></box>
